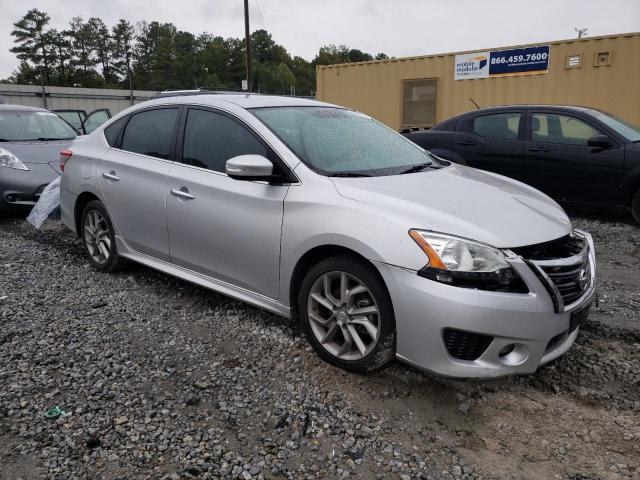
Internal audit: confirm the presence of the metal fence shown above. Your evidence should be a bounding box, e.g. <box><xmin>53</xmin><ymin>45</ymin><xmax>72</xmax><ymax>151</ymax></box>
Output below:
<box><xmin>0</xmin><ymin>84</ymin><xmax>157</xmax><ymax>115</ymax></box>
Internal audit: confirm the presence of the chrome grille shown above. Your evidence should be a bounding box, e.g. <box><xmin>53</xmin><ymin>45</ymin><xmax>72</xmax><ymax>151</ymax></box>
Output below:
<box><xmin>540</xmin><ymin>255</ymin><xmax>591</xmax><ymax>306</ymax></box>
<box><xmin>513</xmin><ymin>230</ymin><xmax>595</xmax><ymax>313</ymax></box>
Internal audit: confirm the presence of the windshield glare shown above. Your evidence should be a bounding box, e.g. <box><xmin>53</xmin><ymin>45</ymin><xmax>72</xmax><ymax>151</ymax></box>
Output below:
<box><xmin>252</xmin><ymin>107</ymin><xmax>438</xmax><ymax>176</ymax></box>
<box><xmin>0</xmin><ymin>110</ymin><xmax>77</xmax><ymax>141</ymax></box>
<box><xmin>590</xmin><ymin>110</ymin><xmax>640</xmax><ymax>142</ymax></box>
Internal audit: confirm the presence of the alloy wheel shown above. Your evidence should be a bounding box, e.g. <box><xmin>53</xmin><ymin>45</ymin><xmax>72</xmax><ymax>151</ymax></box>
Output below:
<box><xmin>307</xmin><ymin>271</ymin><xmax>380</xmax><ymax>361</ymax></box>
<box><xmin>83</xmin><ymin>210</ymin><xmax>111</xmax><ymax>265</ymax></box>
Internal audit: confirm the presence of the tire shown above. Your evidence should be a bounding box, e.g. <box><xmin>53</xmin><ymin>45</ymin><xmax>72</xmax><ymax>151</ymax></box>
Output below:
<box><xmin>632</xmin><ymin>189</ymin><xmax>640</xmax><ymax>224</ymax></box>
<box><xmin>80</xmin><ymin>200</ymin><xmax>127</xmax><ymax>272</ymax></box>
<box><xmin>298</xmin><ymin>256</ymin><xmax>396</xmax><ymax>373</ymax></box>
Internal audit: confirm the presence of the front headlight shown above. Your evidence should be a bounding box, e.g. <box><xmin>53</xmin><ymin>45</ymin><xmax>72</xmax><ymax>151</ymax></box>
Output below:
<box><xmin>0</xmin><ymin>148</ymin><xmax>29</xmax><ymax>171</ymax></box>
<box><xmin>409</xmin><ymin>230</ymin><xmax>527</xmax><ymax>292</ymax></box>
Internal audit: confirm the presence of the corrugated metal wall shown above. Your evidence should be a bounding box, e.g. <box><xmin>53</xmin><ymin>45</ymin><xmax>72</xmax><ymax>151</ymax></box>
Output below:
<box><xmin>0</xmin><ymin>84</ymin><xmax>156</xmax><ymax>115</ymax></box>
<box><xmin>317</xmin><ymin>33</ymin><xmax>640</xmax><ymax>130</ymax></box>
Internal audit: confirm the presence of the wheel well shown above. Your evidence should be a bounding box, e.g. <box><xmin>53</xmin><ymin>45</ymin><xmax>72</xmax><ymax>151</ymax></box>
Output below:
<box><xmin>289</xmin><ymin>245</ymin><xmax>386</xmax><ymax>320</ymax></box>
<box><xmin>74</xmin><ymin>192</ymin><xmax>99</xmax><ymax>235</ymax></box>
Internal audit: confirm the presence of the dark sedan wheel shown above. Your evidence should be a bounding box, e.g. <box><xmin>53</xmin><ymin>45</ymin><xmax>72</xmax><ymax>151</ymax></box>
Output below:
<box><xmin>632</xmin><ymin>190</ymin><xmax>640</xmax><ymax>224</ymax></box>
<box><xmin>81</xmin><ymin>200</ymin><xmax>127</xmax><ymax>272</ymax></box>
<box><xmin>298</xmin><ymin>256</ymin><xmax>396</xmax><ymax>373</ymax></box>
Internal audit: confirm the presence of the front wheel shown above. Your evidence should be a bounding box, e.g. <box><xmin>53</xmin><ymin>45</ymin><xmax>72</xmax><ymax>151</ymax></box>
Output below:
<box><xmin>298</xmin><ymin>256</ymin><xmax>396</xmax><ymax>373</ymax></box>
<box><xmin>632</xmin><ymin>189</ymin><xmax>640</xmax><ymax>224</ymax></box>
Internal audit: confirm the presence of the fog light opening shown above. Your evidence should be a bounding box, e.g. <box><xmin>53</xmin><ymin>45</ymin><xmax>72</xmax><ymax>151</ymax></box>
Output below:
<box><xmin>498</xmin><ymin>344</ymin><xmax>515</xmax><ymax>358</ymax></box>
<box><xmin>497</xmin><ymin>343</ymin><xmax>529</xmax><ymax>366</ymax></box>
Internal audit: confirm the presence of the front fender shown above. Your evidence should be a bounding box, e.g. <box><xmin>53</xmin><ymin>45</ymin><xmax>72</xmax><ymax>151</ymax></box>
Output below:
<box><xmin>279</xmin><ymin>179</ymin><xmax>427</xmax><ymax>306</ymax></box>
<box><xmin>621</xmin><ymin>165</ymin><xmax>640</xmax><ymax>204</ymax></box>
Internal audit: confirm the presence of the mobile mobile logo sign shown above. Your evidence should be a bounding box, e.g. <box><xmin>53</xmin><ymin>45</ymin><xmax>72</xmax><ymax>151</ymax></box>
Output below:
<box><xmin>455</xmin><ymin>45</ymin><xmax>550</xmax><ymax>80</ymax></box>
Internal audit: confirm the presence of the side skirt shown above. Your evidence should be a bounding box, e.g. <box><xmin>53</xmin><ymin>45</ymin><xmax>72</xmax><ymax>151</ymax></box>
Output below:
<box><xmin>115</xmin><ymin>237</ymin><xmax>291</xmax><ymax>318</ymax></box>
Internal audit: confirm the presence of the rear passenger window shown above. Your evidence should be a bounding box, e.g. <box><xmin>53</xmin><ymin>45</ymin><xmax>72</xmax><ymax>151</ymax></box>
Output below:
<box><xmin>120</xmin><ymin>108</ymin><xmax>179</xmax><ymax>159</ymax></box>
<box><xmin>473</xmin><ymin>113</ymin><xmax>521</xmax><ymax>140</ymax></box>
<box><xmin>104</xmin><ymin>116</ymin><xmax>128</xmax><ymax>147</ymax></box>
<box><xmin>182</xmin><ymin>109</ymin><xmax>267</xmax><ymax>172</ymax></box>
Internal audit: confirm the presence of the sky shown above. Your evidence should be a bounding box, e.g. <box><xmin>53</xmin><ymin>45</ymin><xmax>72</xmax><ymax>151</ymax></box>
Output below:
<box><xmin>1</xmin><ymin>0</ymin><xmax>639</xmax><ymax>79</ymax></box>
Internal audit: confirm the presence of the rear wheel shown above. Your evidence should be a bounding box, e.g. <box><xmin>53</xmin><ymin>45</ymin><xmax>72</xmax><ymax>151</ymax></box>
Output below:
<box><xmin>298</xmin><ymin>256</ymin><xmax>396</xmax><ymax>373</ymax></box>
<box><xmin>632</xmin><ymin>189</ymin><xmax>640</xmax><ymax>224</ymax></box>
<box><xmin>81</xmin><ymin>200</ymin><xmax>127</xmax><ymax>272</ymax></box>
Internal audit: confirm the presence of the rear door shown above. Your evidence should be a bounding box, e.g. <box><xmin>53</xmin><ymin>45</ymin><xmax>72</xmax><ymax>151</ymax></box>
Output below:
<box><xmin>525</xmin><ymin>111</ymin><xmax>624</xmax><ymax>206</ymax></box>
<box><xmin>453</xmin><ymin>111</ymin><xmax>526</xmax><ymax>177</ymax></box>
<box><xmin>99</xmin><ymin>106</ymin><xmax>179</xmax><ymax>261</ymax></box>
<box><xmin>166</xmin><ymin>107</ymin><xmax>288</xmax><ymax>298</ymax></box>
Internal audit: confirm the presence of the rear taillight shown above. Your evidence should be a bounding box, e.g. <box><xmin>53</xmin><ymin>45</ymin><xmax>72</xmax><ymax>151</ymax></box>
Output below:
<box><xmin>60</xmin><ymin>150</ymin><xmax>72</xmax><ymax>172</ymax></box>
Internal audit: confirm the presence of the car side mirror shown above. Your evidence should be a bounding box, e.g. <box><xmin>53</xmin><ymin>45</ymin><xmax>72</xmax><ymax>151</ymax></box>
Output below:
<box><xmin>587</xmin><ymin>134</ymin><xmax>612</xmax><ymax>148</ymax></box>
<box><xmin>225</xmin><ymin>154</ymin><xmax>274</xmax><ymax>180</ymax></box>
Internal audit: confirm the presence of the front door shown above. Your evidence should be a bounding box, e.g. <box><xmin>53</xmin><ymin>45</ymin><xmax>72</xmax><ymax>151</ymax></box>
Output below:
<box><xmin>166</xmin><ymin>107</ymin><xmax>288</xmax><ymax>299</ymax></box>
<box><xmin>525</xmin><ymin>111</ymin><xmax>624</xmax><ymax>207</ymax></box>
<box><xmin>99</xmin><ymin>107</ymin><xmax>179</xmax><ymax>261</ymax></box>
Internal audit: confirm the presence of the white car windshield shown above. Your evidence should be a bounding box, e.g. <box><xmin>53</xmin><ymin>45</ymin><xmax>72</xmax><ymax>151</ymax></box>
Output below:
<box><xmin>252</xmin><ymin>106</ymin><xmax>440</xmax><ymax>176</ymax></box>
<box><xmin>0</xmin><ymin>110</ymin><xmax>77</xmax><ymax>141</ymax></box>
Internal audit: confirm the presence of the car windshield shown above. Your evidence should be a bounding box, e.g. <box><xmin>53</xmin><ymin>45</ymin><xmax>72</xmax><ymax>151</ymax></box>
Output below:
<box><xmin>252</xmin><ymin>106</ymin><xmax>439</xmax><ymax>176</ymax></box>
<box><xmin>589</xmin><ymin>110</ymin><xmax>640</xmax><ymax>142</ymax></box>
<box><xmin>0</xmin><ymin>110</ymin><xmax>77</xmax><ymax>141</ymax></box>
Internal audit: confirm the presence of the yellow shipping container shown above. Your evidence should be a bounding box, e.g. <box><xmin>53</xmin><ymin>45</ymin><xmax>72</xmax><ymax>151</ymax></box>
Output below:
<box><xmin>316</xmin><ymin>32</ymin><xmax>640</xmax><ymax>130</ymax></box>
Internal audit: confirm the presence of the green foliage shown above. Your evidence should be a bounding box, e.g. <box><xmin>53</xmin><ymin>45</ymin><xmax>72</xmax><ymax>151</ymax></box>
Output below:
<box><xmin>6</xmin><ymin>9</ymin><xmax>386</xmax><ymax>95</ymax></box>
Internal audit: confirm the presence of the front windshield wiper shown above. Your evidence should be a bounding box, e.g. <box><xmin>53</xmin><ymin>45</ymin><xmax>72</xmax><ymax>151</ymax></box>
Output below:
<box><xmin>0</xmin><ymin>138</ymin><xmax>9</xmax><ymax>142</ymax></box>
<box><xmin>328</xmin><ymin>172</ymin><xmax>373</xmax><ymax>178</ymax></box>
<box><xmin>36</xmin><ymin>137</ymin><xmax>75</xmax><ymax>141</ymax></box>
<box><xmin>399</xmin><ymin>162</ymin><xmax>437</xmax><ymax>174</ymax></box>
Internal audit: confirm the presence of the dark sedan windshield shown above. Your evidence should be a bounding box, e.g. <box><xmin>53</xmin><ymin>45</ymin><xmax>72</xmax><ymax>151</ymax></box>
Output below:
<box><xmin>590</xmin><ymin>110</ymin><xmax>640</xmax><ymax>142</ymax></box>
<box><xmin>252</xmin><ymin>107</ymin><xmax>439</xmax><ymax>176</ymax></box>
<box><xmin>0</xmin><ymin>110</ymin><xmax>76</xmax><ymax>141</ymax></box>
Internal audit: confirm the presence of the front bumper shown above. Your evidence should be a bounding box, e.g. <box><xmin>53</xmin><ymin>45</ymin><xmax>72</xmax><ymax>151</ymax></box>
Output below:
<box><xmin>375</xmin><ymin>231</ymin><xmax>596</xmax><ymax>378</ymax></box>
<box><xmin>0</xmin><ymin>162</ymin><xmax>59</xmax><ymax>213</ymax></box>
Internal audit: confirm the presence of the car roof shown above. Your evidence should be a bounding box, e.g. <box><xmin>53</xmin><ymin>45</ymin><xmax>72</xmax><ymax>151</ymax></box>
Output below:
<box><xmin>0</xmin><ymin>103</ymin><xmax>49</xmax><ymax>112</ymax></box>
<box><xmin>140</xmin><ymin>93</ymin><xmax>337</xmax><ymax>110</ymax></box>
<box><xmin>464</xmin><ymin>104</ymin><xmax>600</xmax><ymax>114</ymax></box>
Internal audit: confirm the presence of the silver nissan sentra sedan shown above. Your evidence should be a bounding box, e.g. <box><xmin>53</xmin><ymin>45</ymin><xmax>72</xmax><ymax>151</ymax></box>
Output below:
<box><xmin>60</xmin><ymin>93</ymin><xmax>596</xmax><ymax>378</ymax></box>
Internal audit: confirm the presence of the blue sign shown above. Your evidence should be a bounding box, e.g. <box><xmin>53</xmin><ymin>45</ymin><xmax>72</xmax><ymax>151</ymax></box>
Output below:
<box><xmin>489</xmin><ymin>45</ymin><xmax>550</xmax><ymax>76</ymax></box>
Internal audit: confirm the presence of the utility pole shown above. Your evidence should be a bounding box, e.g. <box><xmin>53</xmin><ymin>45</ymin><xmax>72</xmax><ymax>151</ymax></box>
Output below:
<box><xmin>244</xmin><ymin>0</ymin><xmax>252</xmax><ymax>91</ymax></box>
<box><xmin>127</xmin><ymin>51</ymin><xmax>134</xmax><ymax>106</ymax></box>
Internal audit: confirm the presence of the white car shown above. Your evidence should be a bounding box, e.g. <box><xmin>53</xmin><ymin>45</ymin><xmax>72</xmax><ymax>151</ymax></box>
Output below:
<box><xmin>59</xmin><ymin>93</ymin><xmax>596</xmax><ymax>377</ymax></box>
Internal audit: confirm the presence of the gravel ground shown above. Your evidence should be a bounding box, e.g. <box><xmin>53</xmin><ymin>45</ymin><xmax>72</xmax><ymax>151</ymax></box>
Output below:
<box><xmin>0</xmin><ymin>213</ymin><xmax>638</xmax><ymax>480</ymax></box>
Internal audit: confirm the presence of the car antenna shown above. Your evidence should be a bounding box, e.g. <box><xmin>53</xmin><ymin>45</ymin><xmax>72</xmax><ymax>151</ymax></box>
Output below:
<box><xmin>470</xmin><ymin>98</ymin><xmax>480</xmax><ymax>110</ymax></box>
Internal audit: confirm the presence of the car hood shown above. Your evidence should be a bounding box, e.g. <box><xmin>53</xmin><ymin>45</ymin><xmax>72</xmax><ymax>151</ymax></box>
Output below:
<box><xmin>2</xmin><ymin>140</ymin><xmax>73</xmax><ymax>164</ymax></box>
<box><xmin>331</xmin><ymin>164</ymin><xmax>572</xmax><ymax>248</ymax></box>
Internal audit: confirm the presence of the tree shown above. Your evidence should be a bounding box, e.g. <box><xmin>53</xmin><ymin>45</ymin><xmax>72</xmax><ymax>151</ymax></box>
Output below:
<box><xmin>5</xmin><ymin>9</ymin><xmax>386</xmax><ymax>94</ymax></box>
<box><xmin>347</xmin><ymin>49</ymin><xmax>373</xmax><ymax>63</ymax></box>
<box><xmin>10</xmin><ymin>9</ymin><xmax>55</xmax><ymax>84</ymax></box>
<box><xmin>313</xmin><ymin>44</ymin><xmax>350</xmax><ymax>66</ymax></box>
<box><xmin>290</xmin><ymin>55</ymin><xmax>315</xmax><ymax>95</ymax></box>
<box><xmin>87</xmin><ymin>17</ymin><xmax>114</xmax><ymax>84</ymax></box>
<box><xmin>50</xmin><ymin>29</ymin><xmax>74</xmax><ymax>85</ymax></box>
<box><xmin>69</xmin><ymin>17</ymin><xmax>99</xmax><ymax>85</ymax></box>
<box><xmin>111</xmin><ymin>19</ymin><xmax>135</xmax><ymax>88</ymax></box>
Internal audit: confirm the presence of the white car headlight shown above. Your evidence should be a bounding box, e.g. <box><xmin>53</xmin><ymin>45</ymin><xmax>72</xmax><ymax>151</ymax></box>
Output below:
<box><xmin>0</xmin><ymin>148</ymin><xmax>29</xmax><ymax>171</ymax></box>
<box><xmin>409</xmin><ymin>230</ymin><xmax>509</xmax><ymax>272</ymax></box>
<box><xmin>409</xmin><ymin>230</ymin><xmax>526</xmax><ymax>292</ymax></box>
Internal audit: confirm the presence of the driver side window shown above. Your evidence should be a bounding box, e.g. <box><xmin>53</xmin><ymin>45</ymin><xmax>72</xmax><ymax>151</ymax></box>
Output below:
<box><xmin>532</xmin><ymin>113</ymin><xmax>599</xmax><ymax>146</ymax></box>
<box><xmin>181</xmin><ymin>108</ymin><xmax>268</xmax><ymax>173</ymax></box>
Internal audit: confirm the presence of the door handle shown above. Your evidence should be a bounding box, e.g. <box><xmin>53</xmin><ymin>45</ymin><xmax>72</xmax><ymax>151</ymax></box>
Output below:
<box><xmin>457</xmin><ymin>140</ymin><xmax>475</xmax><ymax>146</ymax></box>
<box><xmin>102</xmin><ymin>171</ymin><xmax>120</xmax><ymax>181</ymax></box>
<box><xmin>170</xmin><ymin>187</ymin><xmax>195</xmax><ymax>200</ymax></box>
<box><xmin>528</xmin><ymin>147</ymin><xmax>549</xmax><ymax>153</ymax></box>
